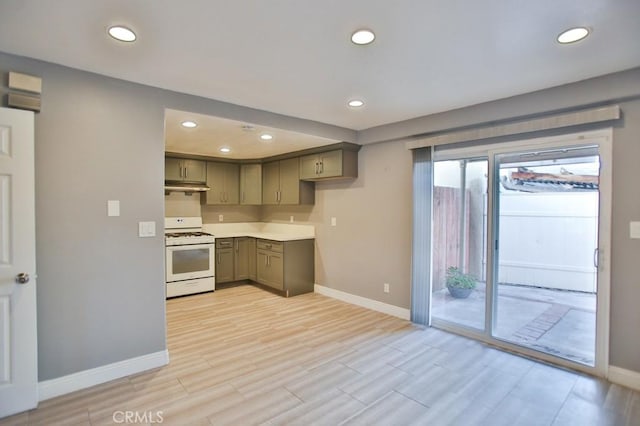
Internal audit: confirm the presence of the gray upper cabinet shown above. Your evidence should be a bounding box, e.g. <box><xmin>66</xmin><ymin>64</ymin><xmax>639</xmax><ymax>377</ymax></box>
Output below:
<box><xmin>262</xmin><ymin>161</ymin><xmax>281</xmax><ymax>205</ymax></box>
<box><xmin>205</xmin><ymin>162</ymin><xmax>239</xmax><ymax>205</ymax></box>
<box><xmin>262</xmin><ymin>158</ymin><xmax>314</xmax><ymax>205</ymax></box>
<box><xmin>299</xmin><ymin>149</ymin><xmax>358</xmax><ymax>181</ymax></box>
<box><xmin>165</xmin><ymin>157</ymin><xmax>207</xmax><ymax>183</ymax></box>
<box><xmin>240</xmin><ymin>163</ymin><xmax>262</xmax><ymax>205</ymax></box>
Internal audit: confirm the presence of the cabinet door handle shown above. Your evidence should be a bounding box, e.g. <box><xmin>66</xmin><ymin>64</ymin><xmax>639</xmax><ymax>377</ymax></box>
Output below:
<box><xmin>315</xmin><ymin>162</ymin><xmax>319</xmax><ymax>174</ymax></box>
<box><xmin>320</xmin><ymin>160</ymin><xmax>324</xmax><ymax>174</ymax></box>
<box><xmin>184</xmin><ymin>166</ymin><xmax>188</xmax><ymax>179</ymax></box>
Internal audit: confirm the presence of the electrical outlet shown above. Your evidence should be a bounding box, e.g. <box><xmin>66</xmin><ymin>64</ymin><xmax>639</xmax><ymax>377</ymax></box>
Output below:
<box><xmin>383</xmin><ymin>283</ymin><xmax>390</xmax><ymax>293</ymax></box>
<box><xmin>218</xmin><ymin>214</ymin><xmax>224</xmax><ymax>222</ymax></box>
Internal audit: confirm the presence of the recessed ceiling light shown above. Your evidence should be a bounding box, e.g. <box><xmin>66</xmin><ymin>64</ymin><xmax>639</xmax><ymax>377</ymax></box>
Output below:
<box><xmin>181</xmin><ymin>120</ymin><xmax>197</xmax><ymax>128</ymax></box>
<box><xmin>260</xmin><ymin>134</ymin><xmax>273</xmax><ymax>141</ymax></box>
<box><xmin>108</xmin><ymin>25</ymin><xmax>137</xmax><ymax>42</ymax></box>
<box><xmin>557</xmin><ymin>27</ymin><xmax>590</xmax><ymax>44</ymax></box>
<box><xmin>351</xmin><ymin>29</ymin><xmax>375</xmax><ymax>45</ymax></box>
<box><xmin>220</xmin><ymin>147</ymin><xmax>231</xmax><ymax>153</ymax></box>
<box><xmin>348</xmin><ymin>99</ymin><xmax>365</xmax><ymax>108</ymax></box>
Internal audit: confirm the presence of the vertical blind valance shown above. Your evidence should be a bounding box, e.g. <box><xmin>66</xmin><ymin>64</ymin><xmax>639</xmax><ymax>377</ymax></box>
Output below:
<box><xmin>405</xmin><ymin>105</ymin><xmax>620</xmax><ymax>150</ymax></box>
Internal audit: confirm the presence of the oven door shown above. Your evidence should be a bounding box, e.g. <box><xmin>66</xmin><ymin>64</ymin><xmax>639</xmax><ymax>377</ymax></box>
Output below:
<box><xmin>166</xmin><ymin>243</ymin><xmax>215</xmax><ymax>282</ymax></box>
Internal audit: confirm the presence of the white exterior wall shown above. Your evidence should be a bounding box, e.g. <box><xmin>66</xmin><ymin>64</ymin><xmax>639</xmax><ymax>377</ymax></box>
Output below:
<box><xmin>495</xmin><ymin>191</ymin><xmax>598</xmax><ymax>293</ymax></box>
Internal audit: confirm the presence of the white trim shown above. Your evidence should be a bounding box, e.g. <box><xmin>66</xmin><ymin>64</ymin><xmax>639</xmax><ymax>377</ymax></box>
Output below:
<box><xmin>608</xmin><ymin>366</ymin><xmax>640</xmax><ymax>391</ymax></box>
<box><xmin>38</xmin><ymin>350</ymin><xmax>169</xmax><ymax>402</ymax></box>
<box><xmin>314</xmin><ymin>284</ymin><xmax>410</xmax><ymax>320</ymax></box>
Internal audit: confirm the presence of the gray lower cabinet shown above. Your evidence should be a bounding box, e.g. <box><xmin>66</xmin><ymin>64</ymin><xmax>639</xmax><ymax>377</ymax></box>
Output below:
<box><xmin>234</xmin><ymin>237</ymin><xmax>256</xmax><ymax>281</ymax></box>
<box><xmin>217</xmin><ymin>237</ymin><xmax>256</xmax><ymax>284</ymax></box>
<box><xmin>256</xmin><ymin>242</ymin><xmax>284</xmax><ymax>290</ymax></box>
<box><xmin>216</xmin><ymin>236</ymin><xmax>313</xmax><ymax>296</ymax></box>
<box><xmin>215</xmin><ymin>238</ymin><xmax>235</xmax><ymax>284</ymax></box>
<box><xmin>256</xmin><ymin>239</ymin><xmax>314</xmax><ymax>297</ymax></box>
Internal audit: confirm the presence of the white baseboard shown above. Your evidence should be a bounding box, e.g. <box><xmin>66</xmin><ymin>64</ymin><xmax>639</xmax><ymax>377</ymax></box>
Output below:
<box><xmin>314</xmin><ymin>284</ymin><xmax>411</xmax><ymax>320</ymax></box>
<box><xmin>608</xmin><ymin>365</ymin><xmax>640</xmax><ymax>391</ymax></box>
<box><xmin>38</xmin><ymin>349</ymin><xmax>169</xmax><ymax>402</ymax></box>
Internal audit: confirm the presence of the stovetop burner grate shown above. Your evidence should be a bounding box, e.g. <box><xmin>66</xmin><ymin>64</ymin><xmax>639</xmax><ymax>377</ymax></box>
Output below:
<box><xmin>165</xmin><ymin>231</ymin><xmax>213</xmax><ymax>238</ymax></box>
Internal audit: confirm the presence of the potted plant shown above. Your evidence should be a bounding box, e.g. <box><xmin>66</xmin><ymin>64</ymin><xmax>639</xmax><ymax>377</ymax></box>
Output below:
<box><xmin>445</xmin><ymin>266</ymin><xmax>476</xmax><ymax>299</ymax></box>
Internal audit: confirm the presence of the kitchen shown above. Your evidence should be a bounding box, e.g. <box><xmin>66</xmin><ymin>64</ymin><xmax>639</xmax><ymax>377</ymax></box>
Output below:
<box><xmin>1</xmin><ymin>1</ymin><xmax>640</xmax><ymax>422</ymax></box>
<box><xmin>163</xmin><ymin>109</ymin><xmax>361</xmax><ymax>300</ymax></box>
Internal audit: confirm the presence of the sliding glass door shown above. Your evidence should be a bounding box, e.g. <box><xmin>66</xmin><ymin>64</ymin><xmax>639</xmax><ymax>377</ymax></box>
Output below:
<box><xmin>493</xmin><ymin>146</ymin><xmax>600</xmax><ymax>366</ymax></box>
<box><xmin>429</xmin><ymin>130</ymin><xmax>611</xmax><ymax>374</ymax></box>
<box><xmin>431</xmin><ymin>159</ymin><xmax>487</xmax><ymax>331</ymax></box>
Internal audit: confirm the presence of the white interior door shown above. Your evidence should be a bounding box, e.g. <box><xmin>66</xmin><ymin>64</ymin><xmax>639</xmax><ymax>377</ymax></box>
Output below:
<box><xmin>0</xmin><ymin>107</ymin><xmax>37</xmax><ymax>418</ymax></box>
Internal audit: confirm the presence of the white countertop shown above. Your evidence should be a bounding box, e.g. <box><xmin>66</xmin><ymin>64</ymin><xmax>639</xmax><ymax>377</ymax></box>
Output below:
<box><xmin>203</xmin><ymin>222</ymin><xmax>315</xmax><ymax>242</ymax></box>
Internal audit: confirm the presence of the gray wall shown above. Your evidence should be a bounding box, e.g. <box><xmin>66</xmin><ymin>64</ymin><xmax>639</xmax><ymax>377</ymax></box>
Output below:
<box><xmin>261</xmin><ymin>71</ymin><xmax>640</xmax><ymax>373</ymax></box>
<box><xmin>0</xmin><ymin>53</ymin><xmax>168</xmax><ymax>381</ymax></box>
<box><xmin>0</xmin><ymin>51</ymin><xmax>350</xmax><ymax>382</ymax></box>
<box><xmin>262</xmin><ymin>141</ymin><xmax>414</xmax><ymax>309</ymax></box>
<box><xmin>2</xmin><ymin>49</ymin><xmax>640</xmax><ymax>380</ymax></box>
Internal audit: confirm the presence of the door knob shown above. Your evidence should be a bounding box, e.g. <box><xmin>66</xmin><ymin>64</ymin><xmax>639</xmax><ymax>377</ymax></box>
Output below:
<box><xmin>15</xmin><ymin>273</ymin><xmax>29</xmax><ymax>284</ymax></box>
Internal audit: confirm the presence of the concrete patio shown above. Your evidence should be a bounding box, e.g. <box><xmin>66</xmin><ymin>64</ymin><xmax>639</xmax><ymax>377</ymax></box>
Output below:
<box><xmin>431</xmin><ymin>282</ymin><xmax>596</xmax><ymax>365</ymax></box>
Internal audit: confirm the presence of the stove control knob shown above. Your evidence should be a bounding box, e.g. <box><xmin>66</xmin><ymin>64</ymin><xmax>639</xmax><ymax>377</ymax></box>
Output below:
<box><xmin>15</xmin><ymin>273</ymin><xmax>30</xmax><ymax>284</ymax></box>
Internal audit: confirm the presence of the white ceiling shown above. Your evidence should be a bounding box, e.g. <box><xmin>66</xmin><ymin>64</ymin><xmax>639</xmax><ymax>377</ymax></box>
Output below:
<box><xmin>165</xmin><ymin>109</ymin><xmax>340</xmax><ymax>159</ymax></box>
<box><xmin>1</xmin><ymin>1</ymin><xmax>639</xmax><ymax>155</ymax></box>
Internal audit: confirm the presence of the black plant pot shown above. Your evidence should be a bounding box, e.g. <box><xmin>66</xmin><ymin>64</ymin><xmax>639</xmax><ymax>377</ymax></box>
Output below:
<box><xmin>446</xmin><ymin>285</ymin><xmax>472</xmax><ymax>299</ymax></box>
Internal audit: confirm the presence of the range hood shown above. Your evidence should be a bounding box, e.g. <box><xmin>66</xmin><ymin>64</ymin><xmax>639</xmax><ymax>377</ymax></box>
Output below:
<box><xmin>164</xmin><ymin>182</ymin><xmax>210</xmax><ymax>194</ymax></box>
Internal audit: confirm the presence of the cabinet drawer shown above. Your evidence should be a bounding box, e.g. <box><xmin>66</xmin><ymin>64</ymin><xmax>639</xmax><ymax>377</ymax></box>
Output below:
<box><xmin>256</xmin><ymin>239</ymin><xmax>283</xmax><ymax>252</ymax></box>
<box><xmin>216</xmin><ymin>238</ymin><xmax>234</xmax><ymax>249</ymax></box>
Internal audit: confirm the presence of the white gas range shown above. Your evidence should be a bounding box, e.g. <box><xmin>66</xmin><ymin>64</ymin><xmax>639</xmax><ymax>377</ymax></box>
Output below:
<box><xmin>165</xmin><ymin>217</ymin><xmax>215</xmax><ymax>298</ymax></box>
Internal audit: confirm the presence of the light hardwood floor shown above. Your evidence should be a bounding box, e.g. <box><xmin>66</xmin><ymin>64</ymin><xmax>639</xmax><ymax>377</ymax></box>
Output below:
<box><xmin>2</xmin><ymin>285</ymin><xmax>639</xmax><ymax>425</ymax></box>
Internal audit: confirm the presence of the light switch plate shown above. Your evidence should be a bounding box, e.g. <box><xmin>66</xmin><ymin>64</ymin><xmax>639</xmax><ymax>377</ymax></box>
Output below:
<box><xmin>138</xmin><ymin>221</ymin><xmax>156</xmax><ymax>238</ymax></box>
<box><xmin>107</xmin><ymin>200</ymin><xmax>120</xmax><ymax>217</ymax></box>
<box><xmin>630</xmin><ymin>221</ymin><xmax>640</xmax><ymax>239</ymax></box>
<box><xmin>331</xmin><ymin>217</ymin><xmax>337</xmax><ymax>227</ymax></box>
